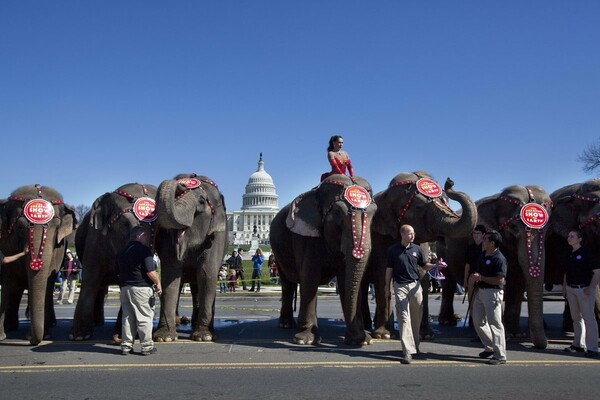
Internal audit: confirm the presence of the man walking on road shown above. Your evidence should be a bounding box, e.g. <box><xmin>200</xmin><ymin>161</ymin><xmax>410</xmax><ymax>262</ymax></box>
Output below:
<box><xmin>117</xmin><ymin>226</ymin><xmax>162</xmax><ymax>356</ymax></box>
<box><xmin>471</xmin><ymin>230</ymin><xmax>508</xmax><ymax>365</ymax></box>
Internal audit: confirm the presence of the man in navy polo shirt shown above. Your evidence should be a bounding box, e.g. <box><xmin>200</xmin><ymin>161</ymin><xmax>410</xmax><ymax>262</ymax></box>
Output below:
<box><xmin>386</xmin><ymin>224</ymin><xmax>447</xmax><ymax>365</ymax></box>
<box><xmin>471</xmin><ymin>230</ymin><xmax>508</xmax><ymax>365</ymax></box>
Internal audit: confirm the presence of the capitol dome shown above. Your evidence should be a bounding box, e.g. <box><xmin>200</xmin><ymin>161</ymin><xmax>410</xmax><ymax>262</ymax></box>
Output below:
<box><xmin>242</xmin><ymin>153</ymin><xmax>279</xmax><ymax>210</ymax></box>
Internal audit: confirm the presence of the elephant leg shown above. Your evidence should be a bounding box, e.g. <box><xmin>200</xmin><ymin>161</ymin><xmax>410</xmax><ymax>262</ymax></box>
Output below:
<box><xmin>190</xmin><ymin>243</ymin><xmax>222</xmax><ymax>342</ymax></box>
<box><xmin>359</xmin><ymin>279</ymin><xmax>373</xmax><ymax>331</ymax></box>
<box><xmin>294</xmin><ymin>285</ymin><xmax>320</xmax><ymax>345</ymax></box>
<box><xmin>278</xmin><ymin>275</ymin><xmax>297</xmax><ymax>329</ymax></box>
<box><xmin>71</xmin><ymin>284</ymin><xmax>101</xmax><ymax>340</ymax></box>
<box><xmin>438</xmin><ymin>274</ymin><xmax>459</xmax><ymax>326</ymax></box>
<box><xmin>4</xmin><ymin>288</ymin><xmax>24</xmax><ymax>332</ymax></box>
<box><xmin>113</xmin><ymin>307</ymin><xmax>123</xmax><ymax>344</ymax></box>
<box><xmin>503</xmin><ymin>276</ymin><xmax>526</xmax><ymax>338</ymax></box>
<box><xmin>154</xmin><ymin>264</ymin><xmax>182</xmax><ymax>342</ymax></box>
<box><xmin>372</xmin><ymin>268</ymin><xmax>393</xmax><ymax>339</ymax></box>
<box><xmin>419</xmin><ymin>275</ymin><xmax>435</xmax><ymax>340</ymax></box>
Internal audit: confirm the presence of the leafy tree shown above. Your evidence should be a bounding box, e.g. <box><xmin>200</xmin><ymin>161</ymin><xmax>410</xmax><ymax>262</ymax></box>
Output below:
<box><xmin>579</xmin><ymin>138</ymin><xmax>600</xmax><ymax>173</ymax></box>
<box><xmin>75</xmin><ymin>204</ymin><xmax>90</xmax><ymax>224</ymax></box>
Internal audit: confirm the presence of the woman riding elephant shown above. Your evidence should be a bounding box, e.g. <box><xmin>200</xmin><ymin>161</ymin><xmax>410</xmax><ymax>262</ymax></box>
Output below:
<box><xmin>366</xmin><ymin>172</ymin><xmax>477</xmax><ymax>341</ymax></box>
<box><xmin>437</xmin><ymin>185</ymin><xmax>552</xmax><ymax>349</ymax></box>
<box><xmin>70</xmin><ymin>183</ymin><xmax>158</xmax><ymax>341</ymax></box>
<box><xmin>270</xmin><ymin>174</ymin><xmax>377</xmax><ymax>345</ymax></box>
<box><xmin>153</xmin><ymin>173</ymin><xmax>228</xmax><ymax>342</ymax></box>
<box><xmin>0</xmin><ymin>184</ymin><xmax>77</xmax><ymax>345</ymax></box>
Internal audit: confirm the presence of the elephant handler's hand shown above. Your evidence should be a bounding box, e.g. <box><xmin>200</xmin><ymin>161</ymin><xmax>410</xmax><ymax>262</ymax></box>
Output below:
<box><xmin>153</xmin><ymin>283</ymin><xmax>162</xmax><ymax>296</ymax></box>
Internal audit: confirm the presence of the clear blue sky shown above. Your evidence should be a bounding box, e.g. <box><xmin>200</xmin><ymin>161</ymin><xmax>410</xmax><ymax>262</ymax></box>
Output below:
<box><xmin>1</xmin><ymin>1</ymin><xmax>598</xmax><ymax>212</ymax></box>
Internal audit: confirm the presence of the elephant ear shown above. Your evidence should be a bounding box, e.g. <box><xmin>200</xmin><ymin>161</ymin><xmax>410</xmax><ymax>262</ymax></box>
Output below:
<box><xmin>286</xmin><ymin>190</ymin><xmax>321</xmax><ymax>237</ymax></box>
<box><xmin>207</xmin><ymin>193</ymin><xmax>227</xmax><ymax>236</ymax></box>
<box><xmin>0</xmin><ymin>199</ymin><xmax>7</xmax><ymax>234</ymax></box>
<box><xmin>371</xmin><ymin>189</ymin><xmax>399</xmax><ymax>239</ymax></box>
<box><xmin>90</xmin><ymin>193</ymin><xmax>111</xmax><ymax>233</ymax></box>
<box><xmin>475</xmin><ymin>195</ymin><xmax>499</xmax><ymax>232</ymax></box>
<box><xmin>57</xmin><ymin>203</ymin><xmax>77</xmax><ymax>245</ymax></box>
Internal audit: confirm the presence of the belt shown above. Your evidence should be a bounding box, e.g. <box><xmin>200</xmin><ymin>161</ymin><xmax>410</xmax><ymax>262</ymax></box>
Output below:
<box><xmin>397</xmin><ymin>280</ymin><xmax>418</xmax><ymax>285</ymax></box>
<box><xmin>478</xmin><ymin>286</ymin><xmax>501</xmax><ymax>290</ymax></box>
<box><xmin>568</xmin><ymin>284</ymin><xmax>588</xmax><ymax>289</ymax></box>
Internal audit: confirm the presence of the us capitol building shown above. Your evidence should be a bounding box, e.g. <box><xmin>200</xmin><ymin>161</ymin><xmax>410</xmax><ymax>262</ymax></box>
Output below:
<box><xmin>227</xmin><ymin>153</ymin><xmax>279</xmax><ymax>245</ymax></box>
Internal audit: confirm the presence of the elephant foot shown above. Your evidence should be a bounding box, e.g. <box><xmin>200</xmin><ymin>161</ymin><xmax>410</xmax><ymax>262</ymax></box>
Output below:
<box><xmin>507</xmin><ymin>331</ymin><xmax>527</xmax><ymax>340</ymax></box>
<box><xmin>437</xmin><ymin>314</ymin><xmax>460</xmax><ymax>326</ymax></box>
<box><xmin>0</xmin><ymin>332</ymin><xmax>6</xmax><ymax>341</ymax></box>
<box><xmin>372</xmin><ymin>327</ymin><xmax>391</xmax><ymax>340</ymax></box>
<box><xmin>69</xmin><ymin>332</ymin><xmax>92</xmax><ymax>341</ymax></box>
<box><xmin>293</xmin><ymin>328</ymin><xmax>321</xmax><ymax>345</ymax></box>
<box><xmin>191</xmin><ymin>327</ymin><xmax>215</xmax><ymax>342</ymax></box>
<box><xmin>420</xmin><ymin>328</ymin><xmax>435</xmax><ymax>341</ymax></box>
<box><xmin>344</xmin><ymin>331</ymin><xmax>372</xmax><ymax>346</ymax></box>
<box><xmin>278</xmin><ymin>316</ymin><xmax>296</xmax><ymax>329</ymax></box>
<box><xmin>179</xmin><ymin>316</ymin><xmax>191</xmax><ymax>325</ymax></box>
<box><xmin>113</xmin><ymin>334</ymin><xmax>123</xmax><ymax>345</ymax></box>
<box><xmin>153</xmin><ymin>327</ymin><xmax>178</xmax><ymax>342</ymax></box>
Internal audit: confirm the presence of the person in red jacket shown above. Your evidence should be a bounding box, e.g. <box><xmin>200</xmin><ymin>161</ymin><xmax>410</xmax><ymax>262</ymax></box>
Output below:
<box><xmin>321</xmin><ymin>135</ymin><xmax>354</xmax><ymax>181</ymax></box>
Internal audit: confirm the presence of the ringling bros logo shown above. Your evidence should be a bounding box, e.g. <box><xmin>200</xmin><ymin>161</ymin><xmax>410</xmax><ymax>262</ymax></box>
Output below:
<box><xmin>520</xmin><ymin>203</ymin><xmax>549</xmax><ymax>229</ymax></box>
<box><xmin>133</xmin><ymin>197</ymin><xmax>158</xmax><ymax>223</ymax></box>
<box><xmin>177</xmin><ymin>178</ymin><xmax>201</xmax><ymax>189</ymax></box>
<box><xmin>344</xmin><ymin>186</ymin><xmax>371</xmax><ymax>209</ymax></box>
<box><xmin>24</xmin><ymin>199</ymin><xmax>55</xmax><ymax>225</ymax></box>
<box><xmin>416</xmin><ymin>178</ymin><xmax>443</xmax><ymax>198</ymax></box>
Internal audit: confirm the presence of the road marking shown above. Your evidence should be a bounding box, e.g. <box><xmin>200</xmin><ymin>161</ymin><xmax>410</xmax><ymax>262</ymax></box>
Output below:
<box><xmin>0</xmin><ymin>359</ymin><xmax>598</xmax><ymax>373</ymax></box>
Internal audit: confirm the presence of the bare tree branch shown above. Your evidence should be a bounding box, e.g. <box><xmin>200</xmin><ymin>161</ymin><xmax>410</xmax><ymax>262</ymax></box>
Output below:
<box><xmin>578</xmin><ymin>138</ymin><xmax>600</xmax><ymax>173</ymax></box>
<box><xmin>75</xmin><ymin>204</ymin><xmax>91</xmax><ymax>223</ymax></box>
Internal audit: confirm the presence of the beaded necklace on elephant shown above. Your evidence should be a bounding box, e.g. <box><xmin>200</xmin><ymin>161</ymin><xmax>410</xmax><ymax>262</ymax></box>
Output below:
<box><xmin>319</xmin><ymin>179</ymin><xmax>373</xmax><ymax>259</ymax></box>
<box><xmin>8</xmin><ymin>184</ymin><xmax>65</xmax><ymax>271</ymax></box>
<box><xmin>497</xmin><ymin>187</ymin><xmax>552</xmax><ymax>278</ymax></box>
<box><xmin>571</xmin><ymin>193</ymin><xmax>600</xmax><ymax>229</ymax></box>
<box><xmin>105</xmin><ymin>184</ymin><xmax>158</xmax><ymax>252</ymax></box>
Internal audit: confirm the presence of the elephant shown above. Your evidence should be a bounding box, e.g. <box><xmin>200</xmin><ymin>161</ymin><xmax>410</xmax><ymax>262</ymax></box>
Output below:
<box><xmin>270</xmin><ymin>174</ymin><xmax>378</xmax><ymax>345</ymax></box>
<box><xmin>437</xmin><ymin>185</ymin><xmax>552</xmax><ymax>349</ymax></box>
<box><xmin>0</xmin><ymin>184</ymin><xmax>77</xmax><ymax>345</ymax></box>
<box><xmin>545</xmin><ymin>178</ymin><xmax>600</xmax><ymax>331</ymax></box>
<box><xmin>365</xmin><ymin>171</ymin><xmax>477</xmax><ymax>340</ymax></box>
<box><xmin>152</xmin><ymin>173</ymin><xmax>228</xmax><ymax>342</ymax></box>
<box><xmin>70</xmin><ymin>183</ymin><xmax>158</xmax><ymax>341</ymax></box>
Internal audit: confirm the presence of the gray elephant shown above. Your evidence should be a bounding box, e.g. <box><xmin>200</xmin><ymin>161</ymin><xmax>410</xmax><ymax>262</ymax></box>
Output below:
<box><xmin>0</xmin><ymin>185</ymin><xmax>77</xmax><ymax>345</ymax></box>
<box><xmin>366</xmin><ymin>172</ymin><xmax>477</xmax><ymax>340</ymax></box>
<box><xmin>70</xmin><ymin>183</ymin><xmax>158</xmax><ymax>341</ymax></box>
<box><xmin>438</xmin><ymin>185</ymin><xmax>552</xmax><ymax>349</ymax></box>
<box><xmin>153</xmin><ymin>174</ymin><xmax>228</xmax><ymax>342</ymax></box>
<box><xmin>270</xmin><ymin>174</ymin><xmax>377</xmax><ymax>345</ymax></box>
<box><xmin>545</xmin><ymin>179</ymin><xmax>600</xmax><ymax>331</ymax></box>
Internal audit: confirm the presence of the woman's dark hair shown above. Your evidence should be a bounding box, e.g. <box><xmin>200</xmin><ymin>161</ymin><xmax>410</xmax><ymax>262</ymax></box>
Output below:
<box><xmin>474</xmin><ymin>225</ymin><xmax>487</xmax><ymax>234</ymax></box>
<box><xmin>569</xmin><ymin>228</ymin><xmax>584</xmax><ymax>240</ymax></box>
<box><xmin>327</xmin><ymin>135</ymin><xmax>343</xmax><ymax>152</ymax></box>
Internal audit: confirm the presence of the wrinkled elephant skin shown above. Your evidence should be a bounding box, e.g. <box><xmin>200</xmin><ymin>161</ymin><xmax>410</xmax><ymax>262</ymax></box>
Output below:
<box><xmin>153</xmin><ymin>174</ymin><xmax>228</xmax><ymax>343</ymax></box>
<box><xmin>0</xmin><ymin>185</ymin><xmax>76</xmax><ymax>345</ymax></box>
<box><xmin>366</xmin><ymin>172</ymin><xmax>477</xmax><ymax>341</ymax></box>
<box><xmin>70</xmin><ymin>183</ymin><xmax>158</xmax><ymax>341</ymax></box>
<box><xmin>270</xmin><ymin>175</ymin><xmax>377</xmax><ymax>346</ymax></box>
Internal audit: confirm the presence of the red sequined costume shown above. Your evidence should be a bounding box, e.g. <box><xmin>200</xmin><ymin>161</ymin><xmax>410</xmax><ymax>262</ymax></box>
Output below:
<box><xmin>321</xmin><ymin>153</ymin><xmax>354</xmax><ymax>181</ymax></box>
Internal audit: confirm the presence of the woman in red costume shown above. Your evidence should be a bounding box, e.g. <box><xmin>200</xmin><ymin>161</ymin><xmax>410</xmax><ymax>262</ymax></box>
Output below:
<box><xmin>321</xmin><ymin>135</ymin><xmax>354</xmax><ymax>181</ymax></box>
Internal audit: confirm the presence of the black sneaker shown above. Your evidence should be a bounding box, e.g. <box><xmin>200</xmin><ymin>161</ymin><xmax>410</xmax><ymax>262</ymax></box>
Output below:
<box><xmin>478</xmin><ymin>350</ymin><xmax>494</xmax><ymax>358</ymax></box>
<box><xmin>564</xmin><ymin>345</ymin><xmax>585</xmax><ymax>353</ymax></box>
<box><xmin>487</xmin><ymin>358</ymin><xmax>506</xmax><ymax>365</ymax></box>
<box><xmin>400</xmin><ymin>353</ymin><xmax>412</xmax><ymax>365</ymax></box>
<box><xmin>141</xmin><ymin>347</ymin><xmax>157</xmax><ymax>356</ymax></box>
<box><xmin>585</xmin><ymin>351</ymin><xmax>599</xmax><ymax>358</ymax></box>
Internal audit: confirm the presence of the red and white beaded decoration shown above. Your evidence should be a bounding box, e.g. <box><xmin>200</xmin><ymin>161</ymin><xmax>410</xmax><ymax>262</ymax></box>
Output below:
<box><xmin>351</xmin><ymin>210</ymin><xmax>368</xmax><ymax>259</ymax></box>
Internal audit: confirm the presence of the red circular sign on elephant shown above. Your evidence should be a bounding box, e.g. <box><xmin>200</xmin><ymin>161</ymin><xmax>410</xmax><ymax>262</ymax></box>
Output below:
<box><xmin>344</xmin><ymin>186</ymin><xmax>371</xmax><ymax>209</ymax></box>
<box><xmin>520</xmin><ymin>203</ymin><xmax>549</xmax><ymax>229</ymax></box>
<box><xmin>24</xmin><ymin>199</ymin><xmax>55</xmax><ymax>224</ymax></box>
<box><xmin>133</xmin><ymin>197</ymin><xmax>158</xmax><ymax>223</ymax></box>
<box><xmin>416</xmin><ymin>178</ymin><xmax>443</xmax><ymax>198</ymax></box>
<box><xmin>178</xmin><ymin>178</ymin><xmax>201</xmax><ymax>189</ymax></box>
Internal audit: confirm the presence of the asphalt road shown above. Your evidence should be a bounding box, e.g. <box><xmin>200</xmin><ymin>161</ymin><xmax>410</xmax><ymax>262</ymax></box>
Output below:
<box><xmin>1</xmin><ymin>289</ymin><xmax>599</xmax><ymax>400</ymax></box>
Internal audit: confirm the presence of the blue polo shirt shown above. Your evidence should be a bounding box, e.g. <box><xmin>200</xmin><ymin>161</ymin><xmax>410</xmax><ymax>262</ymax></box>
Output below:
<box><xmin>387</xmin><ymin>243</ymin><xmax>426</xmax><ymax>284</ymax></box>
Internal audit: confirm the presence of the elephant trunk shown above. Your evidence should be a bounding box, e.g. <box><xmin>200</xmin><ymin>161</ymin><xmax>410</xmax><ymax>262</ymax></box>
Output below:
<box><xmin>518</xmin><ymin>231</ymin><xmax>547</xmax><ymax>349</ymax></box>
<box><xmin>436</xmin><ymin>179</ymin><xmax>477</xmax><ymax>238</ymax></box>
<box><xmin>156</xmin><ymin>180</ymin><xmax>196</xmax><ymax>230</ymax></box>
